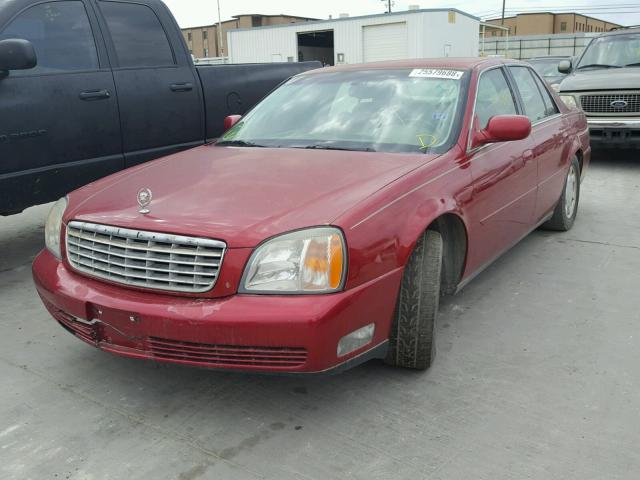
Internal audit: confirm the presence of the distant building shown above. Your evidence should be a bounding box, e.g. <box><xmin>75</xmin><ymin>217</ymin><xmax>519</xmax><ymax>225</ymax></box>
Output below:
<box><xmin>227</xmin><ymin>9</ymin><xmax>480</xmax><ymax>65</ymax></box>
<box><xmin>182</xmin><ymin>14</ymin><xmax>318</xmax><ymax>58</ymax></box>
<box><xmin>484</xmin><ymin>12</ymin><xmax>621</xmax><ymax>37</ymax></box>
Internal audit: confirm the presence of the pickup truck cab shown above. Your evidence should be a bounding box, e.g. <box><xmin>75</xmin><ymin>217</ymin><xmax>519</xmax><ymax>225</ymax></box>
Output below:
<box><xmin>0</xmin><ymin>0</ymin><xmax>319</xmax><ymax>215</ymax></box>
<box><xmin>558</xmin><ymin>27</ymin><xmax>640</xmax><ymax>148</ymax></box>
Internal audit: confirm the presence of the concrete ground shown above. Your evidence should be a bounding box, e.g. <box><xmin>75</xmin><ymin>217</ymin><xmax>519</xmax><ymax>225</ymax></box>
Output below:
<box><xmin>1</xmin><ymin>152</ymin><xmax>639</xmax><ymax>480</ymax></box>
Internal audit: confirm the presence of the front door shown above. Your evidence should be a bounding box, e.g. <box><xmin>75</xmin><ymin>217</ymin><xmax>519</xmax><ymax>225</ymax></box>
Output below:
<box><xmin>464</xmin><ymin>67</ymin><xmax>538</xmax><ymax>273</ymax></box>
<box><xmin>0</xmin><ymin>0</ymin><xmax>122</xmax><ymax>213</ymax></box>
<box><xmin>96</xmin><ymin>0</ymin><xmax>204</xmax><ymax>168</ymax></box>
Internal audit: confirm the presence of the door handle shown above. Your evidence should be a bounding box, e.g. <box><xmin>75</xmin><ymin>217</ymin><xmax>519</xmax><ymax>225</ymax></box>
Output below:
<box><xmin>79</xmin><ymin>89</ymin><xmax>111</xmax><ymax>101</ymax></box>
<box><xmin>515</xmin><ymin>149</ymin><xmax>534</xmax><ymax>169</ymax></box>
<box><xmin>523</xmin><ymin>149</ymin><xmax>534</xmax><ymax>163</ymax></box>
<box><xmin>170</xmin><ymin>82</ymin><xmax>193</xmax><ymax>92</ymax></box>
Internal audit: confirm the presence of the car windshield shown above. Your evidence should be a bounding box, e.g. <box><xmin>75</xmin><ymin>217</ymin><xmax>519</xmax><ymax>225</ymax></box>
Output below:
<box><xmin>218</xmin><ymin>68</ymin><xmax>468</xmax><ymax>154</ymax></box>
<box><xmin>578</xmin><ymin>33</ymin><xmax>640</xmax><ymax>68</ymax></box>
<box><xmin>529</xmin><ymin>59</ymin><xmax>567</xmax><ymax>79</ymax></box>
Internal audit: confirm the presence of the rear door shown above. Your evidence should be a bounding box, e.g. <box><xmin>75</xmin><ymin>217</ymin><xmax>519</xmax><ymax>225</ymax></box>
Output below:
<box><xmin>507</xmin><ymin>65</ymin><xmax>567</xmax><ymax>222</ymax></box>
<box><xmin>0</xmin><ymin>0</ymin><xmax>122</xmax><ymax>213</ymax></box>
<box><xmin>464</xmin><ymin>66</ymin><xmax>538</xmax><ymax>271</ymax></box>
<box><xmin>96</xmin><ymin>0</ymin><xmax>204</xmax><ymax>167</ymax></box>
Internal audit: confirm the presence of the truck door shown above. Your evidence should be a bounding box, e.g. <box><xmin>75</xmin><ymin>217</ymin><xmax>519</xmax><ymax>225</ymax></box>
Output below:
<box><xmin>0</xmin><ymin>0</ymin><xmax>122</xmax><ymax>214</ymax></box>
<box><xmin>95</xmin><ymin>0</ymin><xmax>205</xmax><ymax>167</ymax></box>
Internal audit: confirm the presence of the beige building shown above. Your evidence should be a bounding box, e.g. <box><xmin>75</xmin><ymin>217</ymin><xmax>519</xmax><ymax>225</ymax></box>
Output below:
<box><xmin>182</xmin><ymin>14</ymin><xmax>318</xmax><ymax>58</ymax></box>
<box><xmin>485</xmin><ymin>12</ymin><xmax>621</xmax><ymax>37</ymax></box>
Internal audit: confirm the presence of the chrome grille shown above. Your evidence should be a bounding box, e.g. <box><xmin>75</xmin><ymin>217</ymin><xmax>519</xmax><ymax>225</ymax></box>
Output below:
<box><xmin>65</xmin><ymin>221</ymin><xmax>225</xmax><ymax>293</ymax></box>
<box><xmin>579</xmin><ymin>93</ymin><xmax>640</xmax><ymax>114</ymax></box>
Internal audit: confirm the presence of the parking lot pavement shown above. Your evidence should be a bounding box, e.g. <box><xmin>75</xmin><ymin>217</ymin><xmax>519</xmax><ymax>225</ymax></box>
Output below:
<box><xmin>1</xmin><ymin>153</ymin><xmax>639</xmax><ymax>480</ymax></box>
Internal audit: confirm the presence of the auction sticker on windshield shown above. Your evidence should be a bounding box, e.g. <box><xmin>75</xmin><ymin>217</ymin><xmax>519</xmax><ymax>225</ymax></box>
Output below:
<box><xmin>409</xmin><ymin>69</ymin><xmax>464</xmax><ymax>80</ymax></box>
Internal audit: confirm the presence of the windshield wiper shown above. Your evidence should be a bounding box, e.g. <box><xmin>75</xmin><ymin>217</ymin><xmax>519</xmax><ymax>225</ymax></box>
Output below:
<box><xmin>216</xmin><ymin>139</ymin><xmax>267</xmax><ymax>147</ymax></box>
<box><xmin>624</xmin><ymin>62</ymin><xmax>640</xmax><ymax>67</ymax></box>
<box><xmin>302</xmin><ymin>144</ymin><xmax>376</xmax><ymax>152</ymax></box>
<box><xmin>576</xmin><ymin>63</ymin><xmax>622</xmax><ymax>70</ymax></box>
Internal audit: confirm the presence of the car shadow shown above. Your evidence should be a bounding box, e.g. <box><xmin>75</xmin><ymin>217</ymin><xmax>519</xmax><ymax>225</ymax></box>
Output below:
<box><xmin>0</xmin><ymin>203</ymin><xmax>50</xmax><ymax>273</ymax></box>
<box><xmin>590</xmin><ymin>148</ymin><xmax>638</xmax><ymax>169</ymax></box>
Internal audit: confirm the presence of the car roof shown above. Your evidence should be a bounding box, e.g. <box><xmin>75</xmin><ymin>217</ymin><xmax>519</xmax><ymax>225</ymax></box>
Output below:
<box><xmin>598</xmin><ymin>26</ymin><xmax>640</xmax><ymax>36</ymax></box>
<box><xmin>303</xmin><ymin>57</ymin><xmax>524</xmax><ymax>75</ymax></box>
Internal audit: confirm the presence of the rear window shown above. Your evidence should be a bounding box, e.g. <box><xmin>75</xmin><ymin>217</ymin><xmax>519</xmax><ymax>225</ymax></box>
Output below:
<box><xmin>509</xmin><ymin>66</ymin><xmax>548</xmax><ymax>123</ymax></box>
<box><xmin>100</xmin><ymin>1</ymin><xmax>174</xmax><ymax>68</ymax></box>
<box><xmin>529</xmin><ymin>59</ymin><xmax>567</xmax><ymax>79</ymax></box>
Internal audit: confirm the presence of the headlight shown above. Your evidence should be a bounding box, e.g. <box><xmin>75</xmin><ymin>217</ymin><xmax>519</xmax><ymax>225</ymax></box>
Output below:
<box><xmin>45</xmin><ymin>197</ymin><xmax>67</xmax><ymax>259</ymax></box>
<box><xmin>560</xmin><ymin>94</ymin><xmax>578</xmax><ymax>109</ymax></box>
<box><xmin>241</xmin><ymin>227</ymin><xmax>346</xmax><ymax>294</ymax></box>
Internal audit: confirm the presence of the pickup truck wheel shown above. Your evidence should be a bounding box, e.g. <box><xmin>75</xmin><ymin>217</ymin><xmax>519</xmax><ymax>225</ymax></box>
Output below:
<box><xmin>385</xmin><ymin>230</ymin><xmax>443</xmax><ymax>370</ymax></box>
<box><xmin>542</xmin><ymin>156</ymin><xmax>580</xmax><ymax>232</ymax></box>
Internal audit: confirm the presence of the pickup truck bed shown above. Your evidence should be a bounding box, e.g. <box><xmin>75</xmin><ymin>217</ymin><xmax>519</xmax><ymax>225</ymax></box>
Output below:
<box><xmin>196</xmin><ymin>63</ymin><xmax>321</xmax><ymax>140</ymax></box>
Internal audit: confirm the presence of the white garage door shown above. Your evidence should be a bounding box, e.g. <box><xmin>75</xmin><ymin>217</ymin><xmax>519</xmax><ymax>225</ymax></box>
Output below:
<box><xmin>363</xmin><ymin>22</ymin><xmax>408</xmax><ymax>63</ymax></box>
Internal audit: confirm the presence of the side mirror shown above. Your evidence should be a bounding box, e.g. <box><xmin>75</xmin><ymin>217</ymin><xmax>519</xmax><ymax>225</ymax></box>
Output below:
<box><xmin>223</xmin><ymin>114</ymin><xmax>242</xmax><ymax>131</ymax></box>
<box><xmin>558</xmin><ymin>59</ymin><xmax>572</xmax><ymax>74</ymax></box>
<box><xmin>0</xmin><ymin>39</ymin><xmax>37</xmax><ymax>76</ymax></box>
<box><xmin>472</xmin><ymin>115</ymin><xmax>531</xmax><ymax>148</ymax></box>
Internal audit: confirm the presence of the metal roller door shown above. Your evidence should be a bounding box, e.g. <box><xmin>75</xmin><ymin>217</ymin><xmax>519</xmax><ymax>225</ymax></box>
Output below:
<box><xmin>363</xmin><ymin>22</ymin><xmax>408</xmax><ymax>62</ymax></box>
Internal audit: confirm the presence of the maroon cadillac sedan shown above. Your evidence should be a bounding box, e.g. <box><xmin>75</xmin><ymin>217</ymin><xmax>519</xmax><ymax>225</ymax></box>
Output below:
<box><xmin>33</xmin><ymin>58</ymin><xmax>590</xmax><ymax>374</ymax></box>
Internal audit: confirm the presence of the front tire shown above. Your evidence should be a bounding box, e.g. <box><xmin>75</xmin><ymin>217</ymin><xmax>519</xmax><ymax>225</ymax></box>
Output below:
<box><xmin>542</xmin><ymin>156</ymin><xmax>580</xmax><ymax>232</ymax></box>
<box><xmin>386</xmin><ymin>230</ymin><xmax>443</xmax><ymax>370</ymax></box>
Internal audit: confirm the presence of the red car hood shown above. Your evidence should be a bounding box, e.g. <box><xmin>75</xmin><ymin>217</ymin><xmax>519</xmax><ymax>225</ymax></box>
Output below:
<box><xmin>67</xmin><ymin>145</ymin><xmax>434</xmax><ymax>247</ymax></box>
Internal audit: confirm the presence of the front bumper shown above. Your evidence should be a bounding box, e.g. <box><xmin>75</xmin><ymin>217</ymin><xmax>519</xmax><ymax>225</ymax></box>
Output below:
<box><xmin>586</xmin><ymin>117</ymin><xmax>640</xmax><ymax>148</ymax></box>
<box><xmin>32</xmin><ymin>250</ymin><xmax>400</xmax><ymax>374</ymax></box>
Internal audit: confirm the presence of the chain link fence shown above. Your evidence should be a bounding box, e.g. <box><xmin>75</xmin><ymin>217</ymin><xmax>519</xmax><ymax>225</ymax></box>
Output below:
<box><xmin>480</xmin><ymin>32</ymin><xmax>599</xmax><ymax>59</ymax></box>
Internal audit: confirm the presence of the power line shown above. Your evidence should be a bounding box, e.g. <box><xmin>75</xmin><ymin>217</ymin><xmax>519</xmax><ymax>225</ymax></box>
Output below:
<box><xmin>476</xmin><ymin>9</ymin><xmax>640</xmax><ymax>19</ymax></box>
<box><xmin>473</xmin><ymin>3</ymin><xmax>640</xmax><ymax>15</ymax></box>
<box><xmin>474</xmin><ymin>2</ymin><xmax>640</xmax><ymax>12</ymax></box>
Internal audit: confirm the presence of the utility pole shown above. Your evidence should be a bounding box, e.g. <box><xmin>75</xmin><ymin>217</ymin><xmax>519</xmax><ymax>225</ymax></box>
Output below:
<box><xmin>501</xmin><ymin>0</ymin><xmax>506</xmax><ymax>25</ymax></box>
<box><xmin>217</xmin><ymin>0</ymin><xmax>224</xmax><ymax>57</ymax></box>
<box><xmin>381</xmin><ymin>0</ymin><xmax>392</xmax><ymax>14</ymax></box>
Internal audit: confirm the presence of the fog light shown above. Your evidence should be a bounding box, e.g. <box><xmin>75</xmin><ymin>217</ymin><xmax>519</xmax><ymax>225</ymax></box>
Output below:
<box><xmin>337</xmin><ymin>323</ymin><xmax>375</xmax><ymax>357</ymax></box>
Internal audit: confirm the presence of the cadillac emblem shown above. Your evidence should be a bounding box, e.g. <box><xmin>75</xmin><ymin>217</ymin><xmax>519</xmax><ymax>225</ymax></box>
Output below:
<box><xmin>137</xmin><ymin>188</ymin><xmax>152</xmax><ymax>214</ymax></box>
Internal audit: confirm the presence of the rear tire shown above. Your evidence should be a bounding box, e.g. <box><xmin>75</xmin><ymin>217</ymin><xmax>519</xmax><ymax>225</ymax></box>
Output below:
<box><xmin>385</xmin><ymin>230</ymin><xmax>443</xmax><ymax>370</ymax></box>
<box><xmin>542</xmin><ymin>156</ymin><xmax>580</xmax><ymax>232</ymax></box>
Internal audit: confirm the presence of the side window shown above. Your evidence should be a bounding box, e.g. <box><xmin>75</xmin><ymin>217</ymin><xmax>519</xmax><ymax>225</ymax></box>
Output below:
<box><xmin>508</xmin><ymin>66</ymin><xmax>547</xmax><ymax>122</ymax></box>
<box><xmin>0</xmin><ymin>1</ymin><xmax>99</xmax><ymax>75</ymax></box>
<box><xmin>100</xmin><ymin>1</ymin><xmax>174</xmax><ymax>68</ymax></box>
<box><xmin>475</xmin><ymin>68</ymin><xmax>518</xmax><ymax>129</ymax></box>
<box><xmin>532</xmin><ymin>73</ymin><xmax>559</xmax><ymax>116</ymax></box>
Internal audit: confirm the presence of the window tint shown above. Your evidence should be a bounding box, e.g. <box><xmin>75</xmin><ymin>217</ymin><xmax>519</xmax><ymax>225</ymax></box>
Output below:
<box><xmin>0</xmin><ymin>1</ymin><xmax>98</xmax><ymax>75</ymax></box>
<box><xmin>475</xmin><ymin>68</ymin><xmax>517</xmax><ymax>129</ymax></box>
<box><xmin>100</xmin><ymin>1</ymin><xmax>174</xmax><ymax>67</ymax></box>
<box><xmin>532</xmin><ymin>73</ymin><xmax>559</xmax><ymax>116</ymax></box>
<box><xmin>509</xmin><ymin>66</ymin><xmax>547</xmax><ymax>122</ymax></box>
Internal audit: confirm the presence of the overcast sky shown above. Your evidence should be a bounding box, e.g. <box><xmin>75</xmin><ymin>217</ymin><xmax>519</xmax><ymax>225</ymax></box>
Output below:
<box><xmin>164</xmin><ymin>0</ymin><xmax>640</xmax><ymax>28</ymax></box>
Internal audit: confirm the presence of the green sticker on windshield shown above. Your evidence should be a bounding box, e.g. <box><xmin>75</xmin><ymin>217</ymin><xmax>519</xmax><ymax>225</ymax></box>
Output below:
<box><xmin>417</xmin><ymin>134</ymin><xmax>438</xmax><ymax>150</ymax></box>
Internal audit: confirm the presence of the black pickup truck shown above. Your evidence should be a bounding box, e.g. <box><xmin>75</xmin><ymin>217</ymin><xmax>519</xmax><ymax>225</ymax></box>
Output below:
<box><xmin>0</xmin><ymin>0</ymin><xmax>320</xmax><ymax>215</ymax></box>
